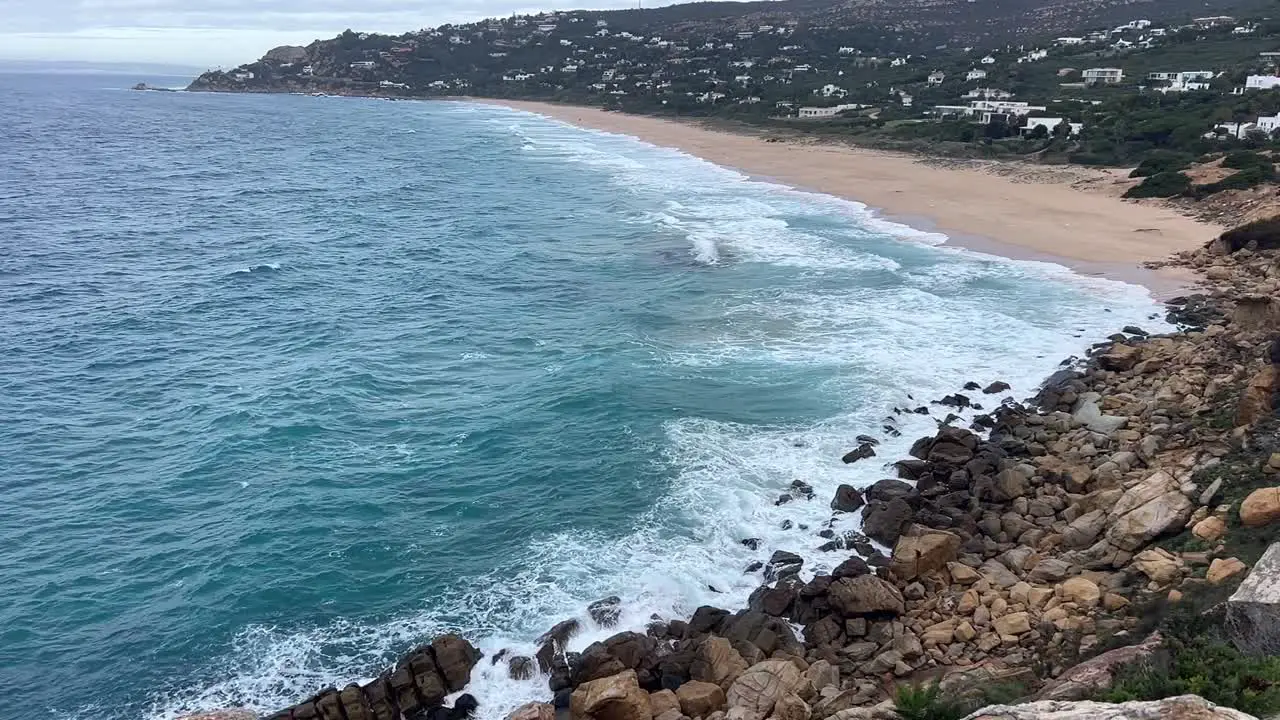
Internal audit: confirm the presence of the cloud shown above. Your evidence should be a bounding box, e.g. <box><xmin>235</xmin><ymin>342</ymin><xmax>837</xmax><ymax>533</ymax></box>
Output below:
<box><xmin>0</xmin><ymin>0</ymin><xmax>710</xmax><ymax>65</ymax></box>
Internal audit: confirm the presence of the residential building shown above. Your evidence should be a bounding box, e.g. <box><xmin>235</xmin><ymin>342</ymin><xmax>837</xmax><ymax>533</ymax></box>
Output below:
<box><xmin>1022</xmin><ymin>117</ymin><xmax>1083</xmax><ymax>135</ymax></box>
<box><xmin>350</xmin><ymin>61</ymin><xmax>377</xmax><ymax>70</ymax></box>
<box><xmin>927</xmin><ymin>70</ymin><xmax>946</xmax><ymax>85</ymax></box>
<box><xmin>1260</xmin><ymin>114</ymin><xmax>1280</xmax><ymax>135</ymax></box>
<box><xmin>1056</xmin><ymin>37</ymin><xmax>1085</xmax><ymax>45</ymax></box>
<box><xmin>980</xmin><ymin>55</ymin><xmax>996</xmax><ymax>65</ymax></box>
<box><xmin>797</xmin><ymin>103</ymin><xmax>863</xmax><ymax>118</ymax></box>
<box><xmin>1083</xmin><ymin>67</ymin><xmax>1124</xmax><ymax>85</ymax></box>
<box><xmin>1246</xmin><ymin>75</ymin><xmax>1280</xmax><ymax>90</ymax></box>
<box><xmin>966</xmin><ymin>68</ymin><xmax>988</xmax><ymax>81</ymax></box>
<box><xmin>963</xmin><ymin>88</ymin><xmax>1014</xmax><ymax>100</ymax></box>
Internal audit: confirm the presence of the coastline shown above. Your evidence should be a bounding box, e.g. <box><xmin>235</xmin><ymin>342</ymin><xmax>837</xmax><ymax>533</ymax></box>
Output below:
<box><xmin>468</xmin><ymin>99</ymin><xmax>1219</xmax><ymax>298</ymax></box>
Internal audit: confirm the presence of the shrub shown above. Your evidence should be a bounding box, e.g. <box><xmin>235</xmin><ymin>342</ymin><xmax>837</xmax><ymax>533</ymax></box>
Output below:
<box><xmin>1222</xmin><ymin>150</ymin><xmax>1274</xmax><ymax>171</ymax></box>
<box><xmin>894</xmin><ymin>682</ymin><xmax>967</xmax><ymax>720</ymax></box>
<box><xmin>1103</xmin><ymin>638</ymin><xmax>1280</xmax><ymax>716</ymax></box>
<box><xmin>1217</xmin><ymin>215</ymin><xmax>1280</xmax><ymax>253</ymax></box>
<box><xmin>1187</xmin><ymin>164</ymin><xmax>1276</xmax><ymax>198</ymax></box>
<box><xmin>1130</xmin><ymin>152</ymin><xmax>1194</xmax><ymax>178</ymax></box>
<box><xmin>1124</xmin><ymin>171</ymin><xmax>1191</xmax><ymax>198</ymax></box>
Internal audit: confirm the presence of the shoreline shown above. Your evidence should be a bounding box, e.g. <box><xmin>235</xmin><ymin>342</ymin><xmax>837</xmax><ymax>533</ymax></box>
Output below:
<box><xmin>468</xmin><ymin>98</ymin><xmax>1219</xmax><ymax>298</ymax></box>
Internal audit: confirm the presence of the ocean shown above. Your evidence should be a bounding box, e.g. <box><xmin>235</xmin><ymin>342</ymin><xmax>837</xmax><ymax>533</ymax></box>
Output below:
<box><xmin>0</xmin><ymin>72</ymin><xmax>1165</xmax><ymax>720</ymax></box>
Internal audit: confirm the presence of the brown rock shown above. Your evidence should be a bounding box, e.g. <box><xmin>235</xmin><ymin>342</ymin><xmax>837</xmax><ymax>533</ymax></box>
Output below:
<box><xmin>571</xmin><ymin>670</ymin><xmax>653</xmax><ymax>720</ymax></box>
<box><xmin>432</xmin><ymin>634</ymin><xmax>481</xmax><ymax>693</ymax></box>
<box><xmin>1060</xmin><ymin>577</ymin><xmax>1101</xmax><ymax>608</ymax></box>
<box><xmin>891</xmin><ymin>527</ymin><xmax>961</xmax><ymax>581</ymax></box>
<box><xmin>949</xmin><ymin>562</ymin><xmax>981</xmax><ymax>585</ymax></box>
<box><xmin>771</xmin><ymin>693</ymin><xmax>810</xmax><ymax>720</ymax></box>
<box><xmin>992</xmin><ymin>612</ymin><xmax>1030</xmax><ymax>636</ymax></box>
<box><xmin>677</xmin><ymin>681</ymin><xmax>726</xmax><ymax>718</ymax></box>
<box><xmin>508</xmin><ymin>703</ymin><xmax>556</xmax><ymax>720</ymax></box>
<box><xmin>725</xmin><ymin>660</ymin><xmax>806</xmax><ymax>720</ymax></box>
<box><xmin>827</xmin><ymin>575</ymin><xmax>905</xmax><ymax>616</ymax></box>
<box><xmin>650</xmin><ymin>690</ymin><xmax>680</xmax><ymax>718</ymax></box>
<box><xmin>1034</xmin><ymin>633</ymin><xmax>1163</xmax><ymax>701</ymax></box>
<box><xmin>1207</xmin><ymin>557</ymin><xmax>1248</xmax><ymax>585</ymax></box>
<box><xmin>1241</xmin><ymin>487</ymin><xmax>1280</xmax><ymax>528</ymax></box>
<box><xmin>691</xmin><ymin>636</ymin><xmax>749</xmax><ymax>692</ymax></box>
<box><xmin>1238</xmin><ymin>365</ymin><xmax>1278</xmax><ymax>426</ymax></box>
<box><xmin>1132</xmin><ymin>548</ymin><xmax>1183</xmax><ymax>586</ymax></box>
<box><xmin>1193</xmin><ymin>516</ymin><xmax>1227</xmax><ymax>541</ymax></box>
<box><xmin>1097</xmin><ymin>344</ymin><xmax>1141</xmax><ymax>372</ymax></box>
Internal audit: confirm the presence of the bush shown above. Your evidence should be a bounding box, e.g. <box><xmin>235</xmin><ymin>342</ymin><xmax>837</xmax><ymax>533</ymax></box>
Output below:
<box><xmin>1124</xmin><ymin>171</ymin><xmax>1191</xmax><ymax>198</ymax></box>
<box><xmin>895</xmin><ymin>683</ymin><xmax>967</xmax><ymax>720</ymax></box>
<box><xmin>1103</xmin><ymin>638</ymin><xmax>1280</xmax><ymax>716</ymax></box>
<box><xmin>1218</xmin><ymin>215</ymin><xmax>1280</xmax><ymax>252</ymax></box>
<box><xmin>1130</xmin><ymin>152</ymin><xmax>1194</xmax><ymax>178</ymax></box>
<box><xmin>1222</xmin><ymin>150</ymin><xmax>1274</xmax><ymax>171</ymax></box>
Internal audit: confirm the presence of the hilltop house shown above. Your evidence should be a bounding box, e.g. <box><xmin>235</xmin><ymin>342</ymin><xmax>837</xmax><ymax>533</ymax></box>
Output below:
<box><xmin>927</xmin><ymin>70</ymin><xmax>946</xmax><ymax>85</ymax></box>
<box><xmin>933</xmin><ymin>99</ymin><xmax>1047</xmax><ymax>123</ymax></box>
<box><xmin>797</xmin><ymin>103</ymin><xmax>863</xmax><ymax>118</ymax></box>
<box><xmin>964</xmin><ymin>87</ymin><xmax>1014</xmax><ymax>100</ymax></box>
<box><xmin>1148</xmin><ymin>70</ymin><xmax>1215</xmax><ymax>93</ymax></box>
<box><xmin>966</xmin><ymin>68</ymin><xmax>988</xmax><ymax>81</ymax></box>
<box><xmin>350</xmin><ymin>61</ymin><xmax>377</xmax><ymax>70</ymax></box>
<box><xmin>1021</xmin><ymin>117</ymin><xmax>1083</xmax><ymax>135</ymax></box>
<box><xmin>1245</xmin><ymin>75</ymin><xmax>1280</xmax><ymax>91</ymax></box>
<box><xmin>1083</xmin><ymin>67</ymin><xmax>1124</xmax><ymax>85</ymax></box>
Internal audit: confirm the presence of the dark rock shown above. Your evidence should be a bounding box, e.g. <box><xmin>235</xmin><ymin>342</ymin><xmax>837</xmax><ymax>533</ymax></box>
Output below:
<box><xmin>433</xmin><ymin>634</ymin><xmax>481</xmax><ymax>693</ymax></box>
<box><xmin>740</xmin><ymin>538</ymin><xmax>761</xmax><ymax>551</ymax></box>
<box><xmin>775</xmin><ymin>494</ymin><xmax>792</xmax><ymax>506</ymax></box>
<box><xmin>861</xmin><ymin>498</ymin><xmax>914</xmax><ymax>546</ymax></box>
<box><xmin>748</xmin><ymin>581</ymin><xmax>798</xmax><ymax>617</ymax></box>
<box><xmin>553</xmin><ymin>689</ymin><xmax>572</xmax><ymax>710</ymax></box>
<box><xmin>1123</xmin><ymin>326</ymin><xmax>1148</xmax><ymax>337</ymax></box>
<box><xmin>831</xmin><ymin>484</ymin><xmax>865</xmax><ymax>513</ymax></box>
<box><xmin>913</xmin><ymin>406</ymin><xmax>929</xmax><ymax>415</ymax></box>
<box><xmin>790</xmin><ymin>479</ymin><xmax>815</xmax><ymax>499</ymax></box>
<box><xmin>894</xmin><ymin>459</ymin><xmax>929</xmax><ymax>480</ymax></box>
<box><xmin>938</xmin><ymin>393</ymin><xmax>971</xmax><ymax>408</ymax></box>
<box><xmin>805</xmin><ymin>615</ymin><xmax>845</xmax><ymax>647</ymax></box>
<box><xmin>764</xmin><ymin>550</ymin><xmax>804</xmax><ymax>582</ymax></box>
<box><xmin>841</xmin><ymin>442</ymin><xmax>877</xmax><ymax>464</ymax></box>
<box><xmin>745</xmin><ymin>561</ymin><xmax>764</xmax><ymax>573</ymax></box>
<box><xmin>865</xmin><ymin>478</ymin><xmax>917</xmax><ymax>504</ymax></box>
<box><xmin>575</xmin><ymin>631</ymin><xmax>657</xmax><ymax>684</ymax></box>
<box><xmin>508</xmin><ymin>655</ymin><xmax>534</xmax><ymax>680</ymax></box>
<box><xmin>688</xmin><ymin>606</ymin><xmax>729</xmax><ymax>635</ymax></box>
<box><xmin>450</xmin><ymin>694</ymin><xmax>479</xmax><ymax>720</ymax></box>
<box><xmin>964</xmin><ymin>381</ymin><xmax>982</xmax><ymax>391</ymax></box>
<box><xmin>780</xmin><ymin>519</ymin><xmax>793</xmax><ymax>530</ymax></box>
<box><xmin>832</xmin><ymin>556</ymin><xmax>870</xmax><ymax>579</ymax></box>
<box><xmin>588</xmin><ymin>596</ymin><xmax>622</xmax><ymax>628</ymax></box>
<box><xmin>983</xmin><ymin>381</ymin><xmax>1011</xmax><ymax>394</ymax></box>
<box><xmin>909</xmin><ymin>436</ymin><xmax>933</xmax><ymax>459</ymax></box>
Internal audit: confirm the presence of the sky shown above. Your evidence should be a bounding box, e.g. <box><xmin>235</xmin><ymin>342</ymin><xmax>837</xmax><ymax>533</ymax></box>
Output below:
<box><xmin>0</xmin><ymin>0</ymin><xmax>719</xmax><ymax>68</ymax></box>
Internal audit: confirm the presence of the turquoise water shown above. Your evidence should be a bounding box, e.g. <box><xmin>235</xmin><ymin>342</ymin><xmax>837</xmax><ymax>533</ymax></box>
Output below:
<box><xmin>0</xmin><ymin>73</ymin><xmax>1164</xmax><ymax>720</ymax></box>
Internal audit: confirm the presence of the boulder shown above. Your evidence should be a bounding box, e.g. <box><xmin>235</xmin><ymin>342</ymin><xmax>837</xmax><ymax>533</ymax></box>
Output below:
<box><xmin>433</xmin><ymin>634</ymin><xmax>482</xmax><ymax>692</ymax></box>
<box><xmin>1106</xmin><ymin>471</ymin><xmax>1193</xmax><ymax>551</ymax></box>
<box><xmin>724</xmin><ymin>660</ymin><xmax>806</xmax><ymax>720</ymax></box>
<box><xmin>1192</xmin><ymin>516</ymin><xmax>1227</xmax><ymax>541</ymax></box>
<box><xmin>508</xmin><ymin>703</ymin><xmax>556</xmax><ymax>720</ymax></box>
<box><xmin>861</xmin><ymin>499</ymin><xmax>914</xmax><ymax>546</ymax></box>
<box><xmin>804</xmin><ymin>659</ymin><xmax>838</xmax><ymax>693</ymax></box>
<box><xmin>1096</xmin><ymin>344</ymin><xmax>1141</xmax><ymax>372</ymax></box>
<box><xmin>1227</xmin><ymin>542</ymin><xmax>1280</xmax><ymax>655</ymax></box>
<box><xmin>571</xmin><ymin>670</ymin><xmax>653</xmax><ymax>720</ymax></box>
<box><xmin>1237</xmin><ymin>365</ymin><xmax>1278</xmax><ymax>426</ymax></box>
<box><xmin>772</xmin><ymin>693</ymin><xmax>810</xmax><ymax>720</ymax></box>
<box><xmin>1240</xmin><ymin>487</ymin><xmax>1280</xmax><ymax>527</ymax></box>
<box><xmin>1059</xmin><ymin>576</ymin><xmax>1101</xmax><ymax>607</ymax></box>
<box><xmin>1132</xmin><ymin>548</ymin><xmax>1183</xmax><ymax>585</ymax></box>
<box><xmin>677</xmin><ymin>680</ymin><xmax>726</xmax><ymax>717</ymax></box>
<box><xmin>538</xmin><ymin>619</ymin><xmax>582</xmax><ymax>671</ymax></box>
<box><xmin>842</xmin><ymin>443</ymin><xmax>877</xmax><ymax>464</ymax></box>
<box><xmin>828</xmin><ymin>575</ymin><xmax>904</xmax><ymax>616</ymax></box>
<box><xmin>691</xmin><ymin>636</ymin><xmax>749</xmax><ymax>691</ymax></box>
<box><xmin>764</xmin><ymin>551</ymin><xmax>804</xmax><ymax>583</ymax></box>
<box><xmin>992</xmin><ymin>612</ymin><xmax>1030</xmax><ymax>636</ymax></box>
<box><xmin>831</xmin><ymin>484</ymin><xmax>865</xmax><ymax>513</ymax></box>
<box><xmin>577</xmin><ymin>632</ymin><xmax>658</xmax><ymax>684</ymax></box>
<box><xmin>890</xmin><ymin>527</ymin><xmax>961</xmax><ymax>581</ymax></box>
<box><xmin>590</xmin><ymin>596</ymin><xmax>624</xmax><ymax>627</ymax></box>
<box><xmin>509</xmin><ymin>655</ymin><xmax>535</xmax><ymax>680</ymax></box>
<box><xmin>983</xmin><ymin>382</ymin><xmax>1011</xmax><ymax>394</ymax></box>
<box><xmin>964</xmin><ymin>696</ymin><xmax>1256</xmax><ymax>719</ymax></box>
<box><xmin>1034</xmin><ymin>633</ymin><xmax>1164</xmax><ymax>702</ymax></box>
<box><xmin>649</xmin><ymin>690</ymin><xmax>680</xmax><ymax>718</ymax></box>
<box><xmin>1062</xmin><ymin>510</ymin><xmax>1108</xmax><ymax>549</ymax></box>
<box><xmin>1208</xmin><ymin>558</ymin><xmax>1248</xmax><ymax>585</ymax></box>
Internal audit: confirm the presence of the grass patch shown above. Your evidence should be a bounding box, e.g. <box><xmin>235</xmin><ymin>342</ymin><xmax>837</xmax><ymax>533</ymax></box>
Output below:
<box><xmin>895</xmin><ymin>683</ymin><xmax>967</xmax><ymax>720</ymax></box>
<box><xmin>1103</xmin><ymin>637</ymin><xmax>1280</xmax><ymax>715</ymax></box>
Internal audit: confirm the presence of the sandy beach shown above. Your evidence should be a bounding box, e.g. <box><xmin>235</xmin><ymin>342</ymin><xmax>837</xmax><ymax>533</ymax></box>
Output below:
<box><xmin>476</xmin><ymin>99</ymin><xmax>1221</xmax><ymax>295</ymax></box>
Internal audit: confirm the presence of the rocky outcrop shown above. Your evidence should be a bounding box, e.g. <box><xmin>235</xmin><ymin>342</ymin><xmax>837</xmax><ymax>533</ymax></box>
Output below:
<box><xmin>177</xmin><ymin>712</ymin><xmax>257</xmax><ymax>720</ymax></box>
<box><xmin>571</xmin><ymin>670</ymin><xmax>652</xmax><ymax>720</ymax></box>
<box><xmin>1227</xmin><ymin>542</ymin><xmax>1280</xmax><ymax>655</ymax></box>
<box><xmin>964</xmin><ymin>695</ymin><xmax>1257</xmax><ymax>720</ymax></box>
<box><xmin>1034</xmin><ymin>633</ymin><xmax>1163</xmax><ymax>701</ymax></box>
<box><xmin>724</xmin><ymin>660</ymin><xmax>808</xmax><ymax>720</ymax></box>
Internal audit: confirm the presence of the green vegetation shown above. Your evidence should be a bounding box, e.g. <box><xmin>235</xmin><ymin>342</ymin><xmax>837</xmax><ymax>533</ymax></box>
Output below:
<box><xmin>1124</xmin><ymin>171</ymin><xmax>1191</xmax><ymax>198</ymax></box>
<box><xmin>1129</xmin><ymin>151</ymin><xmax>1194</xmax><ymax>177</ymax></box>
<box><xmin>1187</xmin><ymin>163</ymin><xmax>1276</xmax><ymax>197</ymax></box>
<box><xmin>1103</xmin><ymin>637</ymin><xmax>1280</xmax><ymax>715</ymax></box>
<box><xmin>1223</xmin><ymin>150</ymin><xmax>1275</xmax><ymax>170</ymax></box>
<box><xmin>894</xmin><ymin>683</ymin><xmax>967</xmax><ymax>720</ymax></box>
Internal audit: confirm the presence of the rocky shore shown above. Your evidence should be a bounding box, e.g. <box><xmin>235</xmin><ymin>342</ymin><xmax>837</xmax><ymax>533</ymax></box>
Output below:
<box><xmin>187</xmin><ymin>234</ymin><xmax>1280</xmax><ymax>720</ymax></box>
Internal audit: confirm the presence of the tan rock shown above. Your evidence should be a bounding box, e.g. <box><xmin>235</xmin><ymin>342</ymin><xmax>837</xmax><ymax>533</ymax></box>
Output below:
<box><xmin>691</xmin><ymin>636</ymin><xmax>749</xmax><ymax>691</ymax></box>
<box><xmin>804</xmin><ymin>659</ymin><xmax>838</xmax><ymax>694</ymax></box>
<box><xmin>1192</xmin><ymin>516</ymin><xmax>1227</xmax><ymax>541</ymax></box>
<box><xmin>1060</xmin><ymin>577</ymin><xmax>1101</xmax><ymax>608</ymax></box>
<box><xmin>508</xmin><ymin>704</ymin><xmax>556</xmax><ymax>720</ymax></box>
<box><xmin>992</xmin><ymin>612</ymin><xmax>1030</xmax><ymax>636</ymax></box>
<box><xmin>725</xmin><ymin>660</ymin><xmax>806</xmax><ymax>720</ymax></box>
<box><xmin>827</xmin><ymin>575</ymin><xmax>905</xmax><ymax>616</ymax></box>
<box><xmin>650</xmin><ymin>690</ymin><xmax>680</xmax><ymax>718</ymax></box>
<box><xmin>949</xmin><ymin>562</ymin><xmax>981</xmax><ymax>585</ymax></box>
<box><xmin>1207</xmin><ymin>557</ymin><xmax>1248</xmax><ymax>585</ymax></box>
<box><xmin>572</xmin><ymin>670</ymin><xmax>652</xmax><ymax>720</ymax></box>
<box><xmin>1238</xmin><ymin>365</ymin><xmax>1278</xmax><ymax>426</ymax></box>
<box><xmin>1168</xmin><ymin>589</ymin><xmax>1183</xmax><ymax>603</ymax></box>
<box><xmin>892</xmin><ymin>527</ymin><xmax>961</xmax><ymax>581</ymax></box>
<box><xmin>1028</xmin><ymin>587</ymin><xmax>1055</xmax><ymax>608</ymax></box>
<box><xmin>1132</xmin><ymin>548</ymin><xmax>1183</xmax><ymax>586</ymax></box>
<box><xmin>676</xmin><ymin>681</ymin><xmax>726</xmax><ymax>718</ymax></box>
<box><xmin>1103</xmin><ymin>593</ymin><xmax>1130</xmax><ymax>611</ymax></box>
<box><xmin>954</xmin><ymin>621</ymin><xmax>976</xmax><ymax>642</ymax></box>
<box><xmin>958</xmin><ymin>589</ymin><xmax>980</xmax><ymax>614</ymax></box>
<box><xmin>1241</xmin><ymin>487</ymin><xmax>1280</xmax><ymax>528</ymax></box>
<box><xmin>771</xmin><ymin>693</ymin><xmax>809</xmax><ymax>720</ymax></box>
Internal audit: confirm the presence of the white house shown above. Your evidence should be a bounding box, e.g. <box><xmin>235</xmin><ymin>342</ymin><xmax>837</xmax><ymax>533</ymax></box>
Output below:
<box><xmin>232</xmin><ymin>70</ymin><xmax>255</xmax><ymax>80</ymax></box>
<box><xmin>797</xmin><ymin>103</ymin><xmax>863</xmax><ymax>118</ymax></box>
<box><xmin>838</xmin><ymin>47</ymin><xmax>858</xmax><ymax>55</ymax></box>
<box><xmin>927</xmin><ymin>70</ymin><xmax>946</xmax><ymax>85</ymax></box>
<box><xmin>1260</xmin><ymin>114</ymin><xmax>1280</xmax><ymax>135</ymax></box>
<box><xmin>350</xmin><ymin>61</ymin><xmax>376</xmax><ymax>70</ymax></box>
<box><xmin>817</xmin><ymin>84</ymin><xmax>847</xmax><ymax>98</ymax></box>
<box><xmin>1022</xmin><ymin>117</ymin><xmax>1083</xmax><ymax>135</ymax></box>
<box><xmin>1246</xmin><ymin>75</ymin><xmax>1280</xmax><ymax>90</ymax></box>
<box><xmin>964</xmin><ymin>87</ymin><xmax>1014</xmax><ymax>100</ymax></box>
<box><xmin>966</xmin><ymin>68</ymin><xmax>988</xmax><ymax>82</ymax></box>
<box><xmin>980</xmin><ymin>55</ymin><xmax>997</xmax><ymax>65</ymax></box>
<box><xmin>900</xmin><ymin>93</ymin><xmax>913</xmax><ymax>108</ymax></box>
<box><xmin>1207</xmin><ymin>122</ymin><xmax>1256</xmax><ymax>139</ymax></box>
<box><xmin>1083</xmin><ymin>68</ymin><xmax>1124</xmax><ymax>85</ymax></box>
<box><xmin>1056</xmin><ymin>37</ymin><xmax>1084</xmax><ymax>45</ymax></box>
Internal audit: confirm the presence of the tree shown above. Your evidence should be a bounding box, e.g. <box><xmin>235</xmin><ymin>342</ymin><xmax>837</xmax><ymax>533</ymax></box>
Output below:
<box><xmin>1028</xmin><ymin>124</ymin><xmax>1049</xmax><ymax>139</ymax></box>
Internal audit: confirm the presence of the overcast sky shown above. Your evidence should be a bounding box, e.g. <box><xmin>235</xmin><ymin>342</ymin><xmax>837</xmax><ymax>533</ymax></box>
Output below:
<box><xmin>0</xmin><ymin>0</ymin><xmax>709</xmax><ymax>68</ymax></box>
